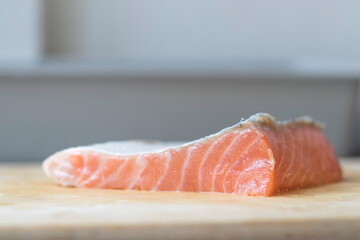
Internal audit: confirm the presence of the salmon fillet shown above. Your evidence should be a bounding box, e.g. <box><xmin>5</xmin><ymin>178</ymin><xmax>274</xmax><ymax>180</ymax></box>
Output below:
<box><xmin>43</xmin><ymin>113</ymin><xmax>342</xmax><ymax>196</ymax></box>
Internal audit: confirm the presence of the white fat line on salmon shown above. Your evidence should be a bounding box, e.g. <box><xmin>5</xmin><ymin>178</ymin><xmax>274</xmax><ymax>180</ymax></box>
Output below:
<box><xmin>222</xmin><ymin>135</ymin><xmax>261</xmax><ymax>192</ymax></box>
<box><xmin>277</xmin><ymin>131</ymin><xmax>286</xmax><ymax>183</ymax></box>
<box><xmin>52</xmin><ymin>156</ymin><xmax>62</xmax><ymax>181</ymax></box>
<box><xmin>198</xmin><ymin>140</ymin><xmax>217</xmax><ymax>191</ymax></box>
<box><xmin>230</xmin><ymin>139</ymin><xmax>262</xmax><ymax>192</ymax></box>
<box><xmin>323</xmin><ymin>131</ymin><xmax>334</xmax><ymax>174</ymax></box>
<box><xmin>52</xmin><ymin>156</ymin><xmax>62</xmax><ymax>182</ymax></box>
<box><xmin>291</xmin><ymin>130</ymin><xmax>306</xmax><ymax>186</ymax></box>
<box><xmin>56</xmin><ymin>159</ymin><xmax>75</xmax><ymax>186</ymax></box>
<box><xmin>299</xmin><ymin>128</ymin><xmax>308</xmax><ymax>184</ymax></box>
<box><xmin>292</xmin><ymin>129</ymin><xmax>304</xmax><ymax>186</ymax></box>
<box><xmin>213</xmin><ymin>131</ymin><xmax>249</xmax><ymax>192</ymax></box>
<box><xmin>98</xmin><ymin>157</ymin><xmax>128</xmax><ymax>188</ymax></box>
<box><xmin>267</xmin><ymin>148</ymin><xmax>276</xmax><ymax>168</ymax></box>
<box><xmin>278</xmin><ymin>132</ymin><xmax>288</xmax><ymax>184</ymax></box>
<box><xmin>299</xmin><ymin>129</ymin><xmax>310</xmax><ymax>185</ymax></box>
<box><xmin>177</xmin><ymin>147</ymin><xmax>194</xmax><ymax>191</ymax></box>
<box><xmin>52</xmin><ymin>153</ymin><xmax>76</xmax><ymax>187</ymax></box>
<box><xmin>232</xmin><ymin>141</ymin><xmax>267</xmax><ymax>194</ymax></box>
<box><xmin>211</xmin><ymin>134</ymin><xmax>240</xmax><ymax>192</ymax></box>
<box><xmin>286</xmin><ymin>131</ymin><xmax>296</xmax><ymax>186</ymax></box>
<box><xmin>311</xmin><ymin>131</ymin><xmax>323</xmax><ymax>182</ymax></box>
<box><xmin>82</xmin><ymin>153</ymin><xmax>105</xmax><ymax>187</ymax></box>
<box><xmin>76</xmin><ymin>152</ymin><xmax>88</xmax><ymax>187</ymax></box>
<box><xmin>153</xmin><ymin>151</ymin><xmax>171</xmax><ymax>191</ymax></box>
<box><xmin>316</xmin><ymin>130</ymin><xmax>328</xmax><ymax>181</ymax></box>
<box><xmin>218</xmin><ymin>131</ymin><xmax>261</xmax><ymax>192</ymax></box>
<box><xmin>234</xmin><ymin>158</ymin><xmax>266</xmax><ymax>194</ymax></box>
<box><xmin>128</xmin><ymin>155</ymin><xmax>147</xmax><ymax>190</ymax></box>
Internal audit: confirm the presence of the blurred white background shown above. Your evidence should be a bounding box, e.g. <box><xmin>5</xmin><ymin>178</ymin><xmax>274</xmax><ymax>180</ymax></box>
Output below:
<box><xmin>1</xmin><ymin>0</ymin><xmax>360</xmax><ymax>162</ymax></box>
<box><xmin>45</xmin><ymin>1</ymin><xmax>360</xmax><ymax>61</ymax></box>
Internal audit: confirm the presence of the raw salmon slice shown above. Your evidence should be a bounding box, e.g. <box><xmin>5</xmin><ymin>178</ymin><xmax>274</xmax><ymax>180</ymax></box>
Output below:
<box><xmin>43</xmin><ymin>113</ymin><xmax>342</xmax><ymax>196</ymax></box>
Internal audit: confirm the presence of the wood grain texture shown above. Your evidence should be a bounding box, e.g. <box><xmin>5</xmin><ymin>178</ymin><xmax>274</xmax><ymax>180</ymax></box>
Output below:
<box><xmin>0</xmin><ymin>159</ymin><xmax>360</xmax><ymax>240</ymax></box>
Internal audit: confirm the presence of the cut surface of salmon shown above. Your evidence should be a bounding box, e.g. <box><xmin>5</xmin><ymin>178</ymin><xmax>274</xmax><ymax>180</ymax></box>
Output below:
<box><xmin>43</xmin><ymin>113</ymin><xmax>342</xmax><ymax>196</ymax></box>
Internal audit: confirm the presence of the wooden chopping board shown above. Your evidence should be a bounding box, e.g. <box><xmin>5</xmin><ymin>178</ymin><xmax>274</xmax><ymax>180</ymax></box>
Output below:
<box><xmin>0</xmin><ymin>159</ymin><xmax>359</xmax><ymax>240</ymax></box>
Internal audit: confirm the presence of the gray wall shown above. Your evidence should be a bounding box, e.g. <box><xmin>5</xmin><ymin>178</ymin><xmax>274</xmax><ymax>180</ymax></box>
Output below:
<box><xmin>1</xmin><ymin>76</ymin><xmax>358</xmax><ymax>162</ymax></box>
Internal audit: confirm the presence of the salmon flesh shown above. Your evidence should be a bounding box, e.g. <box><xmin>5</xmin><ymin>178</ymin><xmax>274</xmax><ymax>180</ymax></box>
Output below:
<box><xmin>43</xmin><ymin>113</ymin><xmax>342</xmax><ymax>196</ymax></box>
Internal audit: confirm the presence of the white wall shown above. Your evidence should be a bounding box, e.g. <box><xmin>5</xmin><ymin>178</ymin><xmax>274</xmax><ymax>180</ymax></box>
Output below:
<box><xmin>0</xmin><ymin>0</ymin><xmax>42</xmax><ymax>62</ymax></box>
<box><xmin>45</xmin><ymin>0</ymin><xmax>360</xmax><ymax>61</ymax></box>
